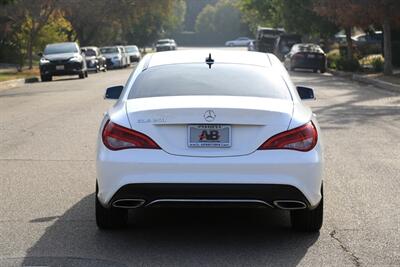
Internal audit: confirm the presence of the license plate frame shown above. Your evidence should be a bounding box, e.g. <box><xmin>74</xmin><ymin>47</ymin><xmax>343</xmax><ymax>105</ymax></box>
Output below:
<box><xmin>188</xmin><ymin>124</ymin><xmax>231</xmax><ymax>148</ymax></box>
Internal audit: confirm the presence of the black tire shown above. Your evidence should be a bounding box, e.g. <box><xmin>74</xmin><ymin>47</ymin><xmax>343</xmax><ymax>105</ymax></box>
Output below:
<box><xmin>320</xmin><ymin>68</ymin><xmax>326</xmax><ymax>73</ymax></box>
<box><xmin>79</xmin><ymin>72</ymin><xmax>85</xmax><ymax>79</ymax></box>
<box><xmin>41</xmin><ymin>75</ymin><xmax>52</xmax><ymax>82</ymax></box>
<box><xmin>291</xmin><ymin>188</ymin><xmax>323</xmax><ymax>232</ymax></box>
<box><xmin>95</xmin><ymin>183</ymin><xmax>128</xmax><ymax>230</ymax></box>
<box><xmin>85</xmin><ymin>71</ymin><xmax>88</xmax><ymax>77</ymax></box>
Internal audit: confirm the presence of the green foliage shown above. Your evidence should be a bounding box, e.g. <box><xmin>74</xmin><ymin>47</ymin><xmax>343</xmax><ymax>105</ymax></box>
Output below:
<box><xmin>195</xmin><ymin>0</ymin><xmax>250</xmax><ymax>44</ymax></box>
<box><xmin>336</xmin><ymin>57</ymin><xmax>360</xmax><ymax>72</ymax></box>
<box><xmin>239</xmin><ymin>0</ymin><xmax>282</xmax><ymax>31</ymax></box>
<box><xmin>184</xmin><ymin>0</ymin><xmax>217</xmax><ymax>31</ymax></box>
<box><xmin>326</xmin><ymin>49</ymin><xmax>340</xmax><ymax>69</ymax></box>
<box><xmin>371</xmin><ymin>57</ymin><xmax>384</xmax><ymax>72</ymax></box>
<box><xmin>280</xmin><ymin>0</ymin><xmax>337</xmax><ymax>38</ymax></box>
<box><xmin>239</xmin><ymin>0</ymin><xmax>338</xmax><ymax>37</ymax></box>
<box><xmin>327</xmin><ymin>48</ymin><xmax>361</xmax><ymax>71</ymax></box>
<box><xmin>36</xmin><ymin>15</ymin><xmax>73</xmax><ymax>50</ymax></box>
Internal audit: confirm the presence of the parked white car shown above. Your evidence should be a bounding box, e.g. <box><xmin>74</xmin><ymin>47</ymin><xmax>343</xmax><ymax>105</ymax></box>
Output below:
<box><xmin>100</xmin><ymin>46</ymin><xmax>129</xmax><ymax>69</ymax></box>
<box><xmin>96</xmin><ymin>50</ymin><xmax>324</xmax><ymax>232</ymax></box>
<box><xmin>225</xmin><ymin>37</ymin><xmax>254</xmax><ymax>47</ymax></box>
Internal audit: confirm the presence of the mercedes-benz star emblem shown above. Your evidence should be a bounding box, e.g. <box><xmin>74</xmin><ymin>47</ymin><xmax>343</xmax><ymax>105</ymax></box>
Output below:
<box><xmin>204</xmin><ymin>110</ymin><xmax>216</xmax><ymax>122</ymax></box>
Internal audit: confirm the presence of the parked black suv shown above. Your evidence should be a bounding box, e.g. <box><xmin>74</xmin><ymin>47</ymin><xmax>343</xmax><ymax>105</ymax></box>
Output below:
<box><xmin>39</xmin><ymin>42</ymin><xmax>88</xmax><ymax>81</ymax></box>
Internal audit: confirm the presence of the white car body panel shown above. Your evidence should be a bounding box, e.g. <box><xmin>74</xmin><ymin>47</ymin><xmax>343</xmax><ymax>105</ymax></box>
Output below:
<box><xmin>97</xmin><ymin>145</ymin><xmax>323</xmax><ymax>207</ymax></box>
<box><xmin>97</xmin><ymin>50</ymin><xmax>323</xmax><ymax>210</ymax></box>
<box><xmin>126</xmin><ymin>96</ymin><xmax>297</xmax><ymax>157</ymax></box>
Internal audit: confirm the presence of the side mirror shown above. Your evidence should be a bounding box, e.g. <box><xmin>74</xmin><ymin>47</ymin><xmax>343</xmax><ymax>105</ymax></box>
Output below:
<box><xmin>105</xmin><ymin>85</ymin><xmax>124</xmax><ymax>100</ymax></box>
<box><xmin>37</xmin><ymin>52</ymin><xmax>43</xmax><ymax>57</ymax></box>
<box><xmin>296</xmin><ymin>86</ymin><xmax>315</xmax><ymax>100</ymax></box>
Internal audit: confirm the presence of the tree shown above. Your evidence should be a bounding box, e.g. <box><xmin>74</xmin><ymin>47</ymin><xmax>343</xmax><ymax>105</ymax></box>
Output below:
<box><xmin>363</xmin><ymin>0</ymin><xmax>400</xmax><ymax>75</ymax></box>
<box><xmin>195</xmin><ymin>0</ymin><xmax>250</xmax><ymax>44</ymax></box>
<box><xmin>313</xmin><ymin>0</ymin><xmax>363</xmax><ymax>60</ymax></box>
<box><xmin>239</xmin><ymin>0</ymin><xmax>337</xmax><ymax>41</ymax></box>
<box><xmin>0</xmin><ymin>0</ymin><xmax>59</xmax><ymax>68</ymax></box>
<box><xmin>1</xmin><ymin>0</ymin><xmax>58</xmax><ymax>69</ymax></box>
<box><xmin>239</xmin><ymin>0</ymin><xmax>282</xmax><ymax>31</ymax></box>
<box><xmin>280</xmin><ymin>0</ymin><xmax>337</xmax><ymax>39</ymax></box>
<box><xmin>184</xmin><ymin>0</ymin><xmax>217</xmax><ymax>31</ymax></box>
<box><xmin>314</xmin><ymin>0</ymin><xmax>400</xmax><ymax>74</ymax></box>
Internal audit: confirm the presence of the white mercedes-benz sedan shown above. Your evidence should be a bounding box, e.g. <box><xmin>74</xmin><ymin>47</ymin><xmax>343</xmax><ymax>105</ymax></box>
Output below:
<box><xmin>96</xmin><ymin>50</ymin><xmax>323</xmax><ymax>232</ymax></box>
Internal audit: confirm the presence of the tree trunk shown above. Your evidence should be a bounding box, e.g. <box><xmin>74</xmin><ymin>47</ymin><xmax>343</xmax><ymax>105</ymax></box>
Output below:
<box><xmin>27</xmin><ymin>34</ymin><xmax>33</xmax><ymax>69</ymax></box>
<box><xmin>345</xmin><ymin>26</ymin><xmax>353</xmax><ymax>60</ymax></box>
<box><xmin>383</xmin><ymin>17</ymin><xmax>393</xmax><ymax>75</ymax></box>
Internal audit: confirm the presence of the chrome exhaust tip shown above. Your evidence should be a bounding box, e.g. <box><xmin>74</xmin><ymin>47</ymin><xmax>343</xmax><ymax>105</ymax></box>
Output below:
<box><xmin>273</xmin><ymin>200</ymin><xmax>307</xmax><ymax>210</ymax></box>
<box><xmin>112</xmin><ymin>199</ymin><xmax>145</xmax><ymax>209</ymax></box>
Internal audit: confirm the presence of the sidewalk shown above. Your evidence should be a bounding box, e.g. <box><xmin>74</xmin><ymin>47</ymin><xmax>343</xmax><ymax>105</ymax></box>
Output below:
<box><xmin>329</xmin><ymin>69</ymin><xmax>400</xmax><ymax>93</ymax></box>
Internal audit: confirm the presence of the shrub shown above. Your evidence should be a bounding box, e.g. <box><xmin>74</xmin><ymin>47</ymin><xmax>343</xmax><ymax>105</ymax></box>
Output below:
<box><xmin>326</xmin><ymin>49</ymin><xmax>340</xmax><ymax>69</ymax></box>
<box><xmin>336</xmin><ymin>57</ymin><xmax>361</xmax><ymax>72</ymax></box>
<box><xmin>371</xmin><ymin>57</ymin><xmax>384</xmax><ymax>72</ymax></box>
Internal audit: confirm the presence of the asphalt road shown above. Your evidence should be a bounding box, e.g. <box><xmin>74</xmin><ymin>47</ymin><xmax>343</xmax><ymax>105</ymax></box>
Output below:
<box><xmin>0</xmin><ymin>49</ymin><xmax>399</xmax><ymax>266</ymax></box>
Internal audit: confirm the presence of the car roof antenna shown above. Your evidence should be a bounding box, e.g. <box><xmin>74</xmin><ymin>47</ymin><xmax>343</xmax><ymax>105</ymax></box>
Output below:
<box><xmin>206</xmin><ymin>53</ymin><xmax>214</xmax><ymax>69</ymax></box>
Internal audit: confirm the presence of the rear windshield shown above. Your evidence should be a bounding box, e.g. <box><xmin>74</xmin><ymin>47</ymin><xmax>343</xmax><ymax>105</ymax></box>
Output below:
<box><xmin>293</xmin><ymin>44</ymin><xmax>323</xmax><ymax>53</ymax></box>
<box><xmin>157</xmin><ymin>40</ymin><xmax>170</xmax><ymax>45</ymax></box>
<box><xmin>128</xmin><ymin>64</ymin><xmax>291</xmax><ymax>99</ymax></box>
<box><xmin>44</xmin><ymin>43</ymin><xmax>78</xmax><ymax>55</ymax></box>
<box><xmin>101</xmin><ymin>47</ymin><xmax>118</xmax><ymax>54</ymax></box>
<box><xmin>84</xmin><ymin>49</ymin><xmax>96</xmax><ymax>57</ymax></box>
<box><xmin>126</xmin><ymin>46</ymin><xmax>138</xmax><ymax>52</ymax></box>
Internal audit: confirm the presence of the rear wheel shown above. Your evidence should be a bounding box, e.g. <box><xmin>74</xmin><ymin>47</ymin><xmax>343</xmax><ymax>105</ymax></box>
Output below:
<box><xmin>41</xmin><ymin>75</ymin><xmax>52</xmax><ymax>82</ymax></box>
<box><xmin>95</xmin><ymin>182</ymin><xmax>128</xmax><ymax>230</ymax></box>
<box><xmin>85</xmin><ymin>70</ymin><xmax>88</xmax><ymax>77</ymax></box>
<box><xmin>290</xmin><ymin>187</ymin><xmax>323</xmax><ymax>232</ymax></box>
<box><xmin>79</xmin><ymin>72</ymin><xmax>85</xmax><ymax>79</ymax></box>
<box><xmin>320</xmin><ymin>68</ymin><xmax>326</xmax><ymax>73</ymax></box>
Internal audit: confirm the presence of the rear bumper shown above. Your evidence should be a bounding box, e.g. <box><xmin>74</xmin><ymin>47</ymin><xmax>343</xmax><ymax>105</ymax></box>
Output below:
<box><xmin>96</xmin><ymin>145</ymin><xmax>323</xmax><ymax>208</ymax></box>
<box><xmin>291</xmin><ymin>59</ymin><xmax>326</xmax><ymax>70</ymax></box>
<box><xmin>109</xmin><ymin>183</ymin><xmax>312</xmax><ymax>209</ymax></box>
<box><xmin>40</xmin><ymin>62</ymin><xmax>84</xmax><ymax>76</ymax></box>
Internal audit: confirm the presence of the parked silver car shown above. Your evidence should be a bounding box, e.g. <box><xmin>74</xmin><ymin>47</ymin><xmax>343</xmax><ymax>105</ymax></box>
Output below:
<box><xmin>100</xmin><ymin>46</ymin><xmax>129</xmax><ymax>69</ymax></box>
<box><xmin>155</xmin><ymin>39</ymin><xmax>177</xmax><ymax>52</ymax></box>
<box><xmin>225</xmin><ymin>37</ymin><xmax>254</xmax><ymax>47</ymax></box>
<box><xmin>125</xmin><ymin>45</ymin><xmax>141</xmax><ymax>62</ymax></box>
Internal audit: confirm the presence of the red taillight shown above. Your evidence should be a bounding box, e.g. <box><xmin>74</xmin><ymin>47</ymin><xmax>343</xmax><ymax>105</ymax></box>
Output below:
<box><xmin>258</xmin><ymin>122</ymin><xmax>318</xmax><ymax>152</ymax></box>
<box><xmin>102</xmin><ymin>120</ymin><xmax>160</xmax><ymax>150</ymax></box>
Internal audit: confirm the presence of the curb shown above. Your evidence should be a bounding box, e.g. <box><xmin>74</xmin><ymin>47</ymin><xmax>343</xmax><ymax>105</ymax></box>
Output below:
<box><xmin>0</xmin><ymin>76</ymin><xmax>39</xmax><ymax>92</ymax></box>
<box><xmin>0</xmin><ymin>78</ymin><xmax>25</xmax><ymax>92</ymax></box>
<box><xmin>328</xmin><ymin>69</ymin><xmax>399</xmax><ymax>93</ymax></box>
<box><xmin>352</xmin><ymin>74</ymin><xmax>400</xmax><ymax>93</ymax></box>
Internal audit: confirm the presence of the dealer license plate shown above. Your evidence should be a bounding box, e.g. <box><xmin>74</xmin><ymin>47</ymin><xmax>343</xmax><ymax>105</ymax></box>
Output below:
<box><xmin>188</xmin><ymin>125</ymin><xmax>231</xmax><ymax>148</ymax></box>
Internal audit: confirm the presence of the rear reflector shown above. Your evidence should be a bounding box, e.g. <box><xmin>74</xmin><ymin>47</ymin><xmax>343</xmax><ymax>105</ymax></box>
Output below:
<box><xmin>102</xmin><ymin>120</ymin><xmax>160</xmax><ymax>150</ymax></box>
<box><xmin>258</xmin><ymin>122</ymin><xmax>318</xmax><ymax>152</ymax></box>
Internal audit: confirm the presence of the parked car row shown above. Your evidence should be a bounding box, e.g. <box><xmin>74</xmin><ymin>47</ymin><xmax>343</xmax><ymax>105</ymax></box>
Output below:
<box><xmin>237</xmin><ymin>27</ymin><xmax>327</xmax><ymax>74</ymax></box>
<box><xmin>39</xmin><ymin>42</ymin><xmax>142</xmax><ymax>82</ymax></box>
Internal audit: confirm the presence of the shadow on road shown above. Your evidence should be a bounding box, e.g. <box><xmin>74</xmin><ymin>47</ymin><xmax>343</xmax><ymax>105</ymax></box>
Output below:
<box><xmin>291</xmin><ymin>72</ymin><xmax>400</xmax><ymax>126</ymax></box>
<box><xmin>21</xmin><ymin>194</ymin><xmax>320</xmax><ymax>266</ymax></box>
